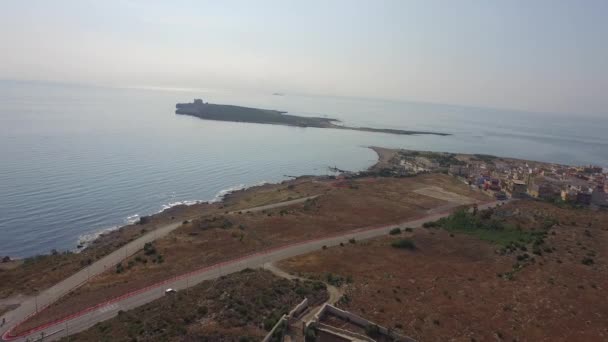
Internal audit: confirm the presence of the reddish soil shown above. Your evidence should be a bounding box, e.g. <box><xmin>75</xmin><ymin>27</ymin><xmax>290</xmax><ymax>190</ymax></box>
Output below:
<box><xmin>0</xmin><ymin>175</ymin><xmax>322</xmax><ymax>302</ymax></box>
<box><xmin>17</xmin><ymin>173</ymin><xmax>488</xmax><ymax>333</ymax></box>
<box><xmin>59</xmin><ymin>269</ymin><xmax>328</xmax><ymax>341</ymax></box>
<box><xmin>279</xmin><ymin>201</ymin><xmax>608</xmax><ymax>342</ymax></box>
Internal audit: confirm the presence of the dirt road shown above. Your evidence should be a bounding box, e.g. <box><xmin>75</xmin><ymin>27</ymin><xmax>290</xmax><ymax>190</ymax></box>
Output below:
<box><xmin>2</xmin><ymin>200</ymin><xmax>501</xmax><ymax>341</ymax></box>
<box><xmin>0</xmin><ymin>195</ymin><xmax>318</xmax><ymax>341</ymax></box>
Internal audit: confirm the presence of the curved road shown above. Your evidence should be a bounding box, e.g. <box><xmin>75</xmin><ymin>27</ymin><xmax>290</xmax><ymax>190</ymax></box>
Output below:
<box><xmin>2</xmin><ymin>200</ymin><xmax>501</xmax><ymax>341</ymax></box>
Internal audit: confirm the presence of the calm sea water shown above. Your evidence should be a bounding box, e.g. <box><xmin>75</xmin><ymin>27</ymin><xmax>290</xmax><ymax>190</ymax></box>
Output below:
<box><xmin>1</xmin><ymin>80</ymin><xmax>607</xmax><ymax>257</ymax></box>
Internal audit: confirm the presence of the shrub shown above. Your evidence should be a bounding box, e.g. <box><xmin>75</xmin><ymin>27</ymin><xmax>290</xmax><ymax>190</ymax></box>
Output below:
<box><xmin>404</xmin><ymin>227</ymin><xmax>414</xmax><ymax>232</ymax></box>
<box><xmin>221</xmin><ymin>218</ymin><xmax>234</xmax><ymax>229</ymax></box>
<box><xmin>144</xmin><ymin>242</ymin><xmax>157</xmax><ymax>255</ymax></box>
<box><xmin>423</xmin><ymin>221</ymin><xmax>438</xmax><ymax>228</ymax></box>
<box><xmin>197</xmin><ymin>306</ymin><xmax>208</xmax><ymax>315</ymax></box>
<box><xmin>365</xmin><ymin>324</ymin><xmax>381</xmax><ymax>337</ymax></box>
<box><xmin>389</xmin><ymin>227</ymin><xmax>401</xmax><ymax>235</ymax></box>
<box><xmin>304</xmin><ymin>327</ymin><xmax>317</xmax><ymax>342</ymax></box>
<box><xmin>391</xmin><ymin>239</ymin><xmax>416</xmax><ymax>250</ymax></box>
<box><xmin>348</xmin><ymin>238</ymin><xmax>356</xmax><ymax>244</ymax></box>
<box><xmin>581</xmin><ymin>257</ymin><xmax>594</xmax><ymax>265</ymax></box>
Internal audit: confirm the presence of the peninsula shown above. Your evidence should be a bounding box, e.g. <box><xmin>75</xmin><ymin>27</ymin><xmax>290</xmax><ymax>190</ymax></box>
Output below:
<box><xmin>175</xmin><ymin>99</ymin><xmax>450</xmax><ymax>136</ymax></box>
<box><xmin>2</xmin><ymin>147</ymin><xmax>607</xmax><ymax>341</ymax></box>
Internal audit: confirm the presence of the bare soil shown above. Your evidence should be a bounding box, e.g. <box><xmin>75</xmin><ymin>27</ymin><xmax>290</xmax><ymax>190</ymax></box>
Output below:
<box><xmin>17</xmin><ymin>173</ymin><xmax>488</xmax><ymax>333</ymax></box>
<box><xmin>59</xmin><ymin>269</ymin><xmax>328</xmax><ymax>341</ymax></box>
<box><xmin>279</xmin><ymin>200</ymin><xmax>608</xmax><ymax>342</ymax></box>
<box><xmin>0</xmin><ymin>176</ymin><xmax>324</xmax><ymax>302</ymax></box>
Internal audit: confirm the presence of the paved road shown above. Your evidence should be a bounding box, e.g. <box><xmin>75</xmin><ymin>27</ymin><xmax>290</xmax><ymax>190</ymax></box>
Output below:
<box><xmin>0</xmin><ymin>195</ymin><xmax>318</xmax><ymax>341</ymax></box>
<box><xmin>2</xmin><ymin>200</ymin><xmax>501</xmax><ymax>341</ymax></box>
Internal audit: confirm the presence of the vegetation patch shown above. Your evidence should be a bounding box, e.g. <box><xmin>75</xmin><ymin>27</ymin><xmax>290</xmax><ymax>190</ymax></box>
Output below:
<box><xmin>60</xmin><ymin>269</ymin><xmax>327</xmax><ymax>342</ymax></box>
<box><xmin>389</xmin><ymin>227</ymin><xmax>402</xmax><ymax>235</ymax></box>
<box><xmin>391</xmin><ymin>239</ymin><xmax>416</xmax><ymax>250</ymax></box>
<box><xmin>430</xmin><ymin>209</ymin><xmax>541</xmax><ymax>247</ymax></box>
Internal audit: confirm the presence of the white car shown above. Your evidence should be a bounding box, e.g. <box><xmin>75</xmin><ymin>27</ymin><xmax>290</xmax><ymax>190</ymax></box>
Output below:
<box><xmin>165</xmin><ymin>288</ymin><xmax>177</xmax><ymax>295</ymax></box>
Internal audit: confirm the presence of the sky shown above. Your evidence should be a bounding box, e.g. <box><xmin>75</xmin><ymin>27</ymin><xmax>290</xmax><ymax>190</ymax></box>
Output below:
<box><xmin>1</xmin><ymin>0</ymin><xmax>607</xmax><ymax>115</ymax></box>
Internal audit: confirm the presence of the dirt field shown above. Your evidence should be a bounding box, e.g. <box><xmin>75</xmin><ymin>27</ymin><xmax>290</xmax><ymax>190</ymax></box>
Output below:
<box><xmin>279</xmin><ymin>200</ymin><xmax>608</xmax><ymax>341</ymax></box>
<box><xmin>59</xmin><ymin>269</ymin><xmax>327</xmax><ymax>341</ymax></box>
<box><xmin>16</xmin><ymin>173</ymin><xmax>490</xmax><ymax>333</ymax></box>
<box><xmin>0</xmin><ymin>177</ymin><xmax>322</xmax><ymax>304</ymax></box>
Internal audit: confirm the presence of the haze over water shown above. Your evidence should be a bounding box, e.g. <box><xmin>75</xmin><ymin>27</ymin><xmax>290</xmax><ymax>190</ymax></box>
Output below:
<box><xmin>1</xmin><ymin>80</ymin><xmax>607</xmax><ymax>257</ymax></box>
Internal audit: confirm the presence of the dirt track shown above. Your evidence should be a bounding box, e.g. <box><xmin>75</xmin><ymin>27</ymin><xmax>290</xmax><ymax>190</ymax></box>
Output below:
<box><xmin>2</xmin><ymin>200</ymin><xmax>499</xmax><ymax>341</ymax></box>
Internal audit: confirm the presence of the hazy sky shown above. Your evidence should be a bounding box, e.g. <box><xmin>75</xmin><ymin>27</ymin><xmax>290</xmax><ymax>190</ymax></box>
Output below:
<box><xmin>1</xmin><ymin>0</ymin><xmax>607</xmax><ymax>115</ymax></box>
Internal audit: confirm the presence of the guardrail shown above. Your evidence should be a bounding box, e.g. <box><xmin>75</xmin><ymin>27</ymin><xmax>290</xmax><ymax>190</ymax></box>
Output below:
<box><xmin>4</xmin><ymin>199</ymin><xmax>497</xmax><ymax>341</ymax></box>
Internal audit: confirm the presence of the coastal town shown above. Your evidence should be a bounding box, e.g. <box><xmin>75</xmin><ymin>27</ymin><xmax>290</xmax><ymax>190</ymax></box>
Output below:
<box><xmin>1</xmin><ymin>147</ymin><xmax>607</xmax><ymax>341</ymax></box>
<box><xmin>360</xmin><ymin>147</ymin><xmax>608</xmax><ymax>208</ymax></box>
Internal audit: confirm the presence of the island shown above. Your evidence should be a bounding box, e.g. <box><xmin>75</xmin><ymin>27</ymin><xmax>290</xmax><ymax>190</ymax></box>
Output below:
<box><xmin>175</xmin><ymin>99</ymin><xmax>450</xmax><ymax>136</ymax></box>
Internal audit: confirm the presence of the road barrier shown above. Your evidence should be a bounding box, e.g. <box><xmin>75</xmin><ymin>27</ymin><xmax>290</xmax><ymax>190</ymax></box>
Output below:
<box><xmin>3</xmin><ymin>199</ymin><xmax>497</xmax><ymax>341</ymax></box>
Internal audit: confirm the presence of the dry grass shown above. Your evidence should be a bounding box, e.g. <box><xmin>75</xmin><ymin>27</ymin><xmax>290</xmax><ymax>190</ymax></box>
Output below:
<box><xmin>59</xmin><ymin>269</ymin><xmax>327</xmax><ymax>342</ymax></box>
<box><xmin>16</xmin><ymin>174</ymin><xmax>486</xmax><ymax>332</ymax></box>
<box><xmin>279</xmin><ymin>201</ymin><xmax>608</xmax><ymax>341</ymax></box>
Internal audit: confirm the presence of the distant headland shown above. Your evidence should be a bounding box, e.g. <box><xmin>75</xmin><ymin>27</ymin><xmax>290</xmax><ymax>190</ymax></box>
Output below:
<box><xmin>175</xmin><ymin>99</ymin><xmax>450</xmax><ymax>136</ymax></box>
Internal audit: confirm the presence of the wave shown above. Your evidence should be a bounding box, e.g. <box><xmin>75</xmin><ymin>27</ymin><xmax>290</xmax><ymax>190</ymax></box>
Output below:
<box><xmin>209</xmin><ymin>184</ymin><xmax>246</xmax><ymax>203</ymax></box>
<box><xmin>75</xmin><ymin>225</ymin><xmax>121</xmax><ymax>252</ymax></box>
<box><xmin>74</xmin><ymin>180</ymin><xmax>272</xmax><ymax>252</ymax></box>
<box><xmin>126</xmin><ymin>214</ymin><xmax>141</xmax><ymax>224</ymax></box>
<box><xmin>160</xmin><ymin>200</ymin><xmax>202</xmax><ymax>210</ymax></box>
<box><xmin>209</xmin><ymin>180</ymin><xmax>271</xmax><ymax>203</ymax></box>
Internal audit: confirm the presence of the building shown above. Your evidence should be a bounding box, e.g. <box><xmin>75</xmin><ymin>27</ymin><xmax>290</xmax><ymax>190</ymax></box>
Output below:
<box><xmin>538</xmin><ymin>183</ymin><xmax>561</xmax><ymax>201</ymax></box>
<box><xmin>415</xmin><ymin>156</ymin><xmax>439</xmax><ymax>169</ymax></box>
<box><xmin>591</xmin><ymin>185</ymin><xmax>608</xmax><ymax>207</ymax></box>
<box><xmin>510</xmin><ymin>179</ymin><xmax>528</xmax><ymax>198</ymax></box>
<box><xmin>489</xmin><ymin>178</ymin><xmax>501</xmax><ymax>191</ymax></box>
<box><xmin>449</xmin><ymin>164</ymin><xmax>470</xmax><ymax>177</ymax></box>
<box><xmin>576</xmin><ymin>192</ymin><xmax>592</xmax><ymax>205</ymax></box>
<box><xmin>584</xmin><ymin>165</ymin><xmax>603</xmax><ymax>174</ymax></box>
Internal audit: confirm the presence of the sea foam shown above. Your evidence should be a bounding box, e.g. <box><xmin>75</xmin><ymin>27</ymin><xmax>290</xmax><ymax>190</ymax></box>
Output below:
<box><xmin>74</xmin><ymin>180</ymin><xmax>271</xmax><ymax>252</ymax></box>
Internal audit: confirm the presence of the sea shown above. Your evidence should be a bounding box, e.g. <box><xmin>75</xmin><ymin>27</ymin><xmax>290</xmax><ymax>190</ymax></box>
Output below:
<box><xmin>1</xmin><ymin>80</ymin><xmax>607</xmax><ymax>257</ymax></box>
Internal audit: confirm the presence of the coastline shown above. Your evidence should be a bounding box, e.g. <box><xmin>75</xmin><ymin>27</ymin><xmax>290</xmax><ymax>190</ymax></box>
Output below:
<box><xmin>19</xmin><ymin>143</ymin><xmax>590</xmax><ymax>260</ymax></box>
<box><xmin>64</xmin><ymin>146</ymin><xmax>391</xmax><ymax>257</ymax></box>
<box><xmin>74</xmin><ymin>182</ymin><xmax>263</xmax><ymax>252</ymax></box>
<box><xmin>76</xmin><ymin>148</ymin><xmax>390</xmax><ymax>258</ymax></box>
<box><xmin>76</xmin><ymin>175</ymin><xmax>338</xmax><ymax>258</ymax></box>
